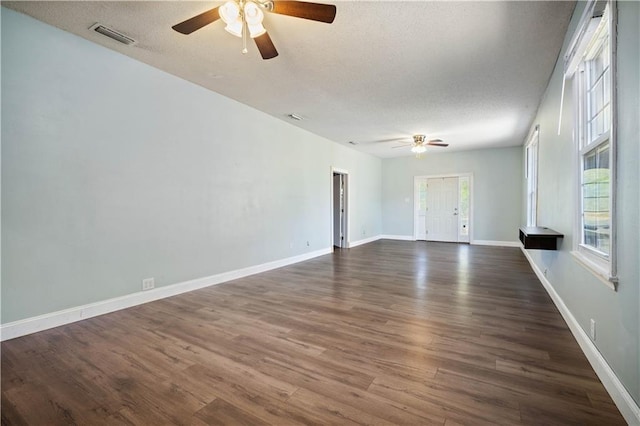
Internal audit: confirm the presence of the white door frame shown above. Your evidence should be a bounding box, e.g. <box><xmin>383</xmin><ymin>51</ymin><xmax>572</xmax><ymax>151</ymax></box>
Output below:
<box><xmin>413</xmin><ymin>173</ymin><xmax>473</xmax><ymax>242</ymax></box>
<box><xmin>330</xmin><ymin>167</ymin><xmax>349</xmax><ymax>250</ymax></box>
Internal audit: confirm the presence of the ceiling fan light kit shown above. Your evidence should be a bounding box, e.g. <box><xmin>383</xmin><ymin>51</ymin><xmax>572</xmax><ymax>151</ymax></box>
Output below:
<box><xmin>172</xmin><ymin>0</ymin><xmax>337</xmax><ymax>60</ymax></box>
<box><xmin>220</xmin><ymin>1</ymin><xmax>267</xmax><ymax>39</ymax></box>
<box><xmin>411</xmin><ymin>145</ymin><xmax>427</xmax><ymax>154</ymax></box>
<box><xmin>219</xmin><ymin>2</ymin><xmax>241</xmax><ymax>36</ymax></box>
<box><xmin>245</xmin><ymin>5</ymin><xmax>267</xmax><ymax>38</ymax></box>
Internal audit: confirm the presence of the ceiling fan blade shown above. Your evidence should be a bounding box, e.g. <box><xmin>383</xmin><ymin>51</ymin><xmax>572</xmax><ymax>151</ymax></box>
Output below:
<box><xmin>379</xmin><ymin>137</ymin><xmax>410</xmax><ymax>144</ymax></box>
<box><xmin>392</xmin><ymin>144</ymin><xmax>412</xmax><ymax>149</ymax></box>
<box><xmin>172</xmin><ymin>7</ymin><xmax>221</xmax><ymax>34</ymax></box>
<box><xmin>254</xmin><ymin>32</ymin><xmax>279</xmax><ymax>60</ymax></box>
<box><xmin>427</xmin><ymin>139</ymin><xmax>449</xmax><ymax>147</ymax></box>
<box><xmin>271</xmin><ymin>1</ymin><xmax>337</xmax><ymax>23</ymax></box>
<box><xmin>359</xmin><ymin>137</ymin><xmax>409</xmax><ymax>145</ymax></box>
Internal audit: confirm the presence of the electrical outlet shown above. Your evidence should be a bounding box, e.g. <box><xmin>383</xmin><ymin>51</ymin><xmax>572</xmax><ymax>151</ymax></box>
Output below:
<box><xmin>590</xmin><ymin>318</ymin><xmax>596</xmax><ymax>341</ymax></box>
<box><xmin>142</xmin><ymin>277</ymin><xmax>155</xmax><ymax>291</ymax></box>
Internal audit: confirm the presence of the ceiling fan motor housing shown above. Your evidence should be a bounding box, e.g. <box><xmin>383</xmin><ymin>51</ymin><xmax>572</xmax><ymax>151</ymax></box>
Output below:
<box><xmin>413</xmin><ymin>135</ymin><xmax>426</xmax><ymax>144</ymax></box>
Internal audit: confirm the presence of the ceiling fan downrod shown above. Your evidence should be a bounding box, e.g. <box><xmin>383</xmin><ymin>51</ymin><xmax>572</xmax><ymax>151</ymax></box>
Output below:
<box><xmin>242</xmin><ymin>6</ymin><xmax>248</xmax><ymax>54</ymax></box>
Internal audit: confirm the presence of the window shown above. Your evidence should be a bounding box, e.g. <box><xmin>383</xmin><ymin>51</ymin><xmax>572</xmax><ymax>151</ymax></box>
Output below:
<box><xmin>582</xmin><ymin>143</ymin><xmax>610</xmax><ymax>255</ymax></box>
<box><xmin>564</xmin><ymin>0</ymin><xmax>617</xmax><ymax>285</ymax></box>
<box><xmin>458</xmin><ymin>176</ymin><xmax>470</xmax><ymax>240</ymax></box>
<box><xmin>525</xmin><ymin>127</ymin><xmax>539</xmax><ymax>227</ymax></box>
<box><xmin>418</xmin><ymin>180</ymin><xmax>427</xmax><ymax>212</ymax></box>
<box><xmin>577</xmin><ymin>4</ymin><xmax>611</xmax><ymax>263</ymax></box>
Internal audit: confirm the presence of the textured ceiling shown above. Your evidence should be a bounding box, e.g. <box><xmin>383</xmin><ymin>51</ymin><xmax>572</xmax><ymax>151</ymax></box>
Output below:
<box><xmin>3</xmin><ymin>1</ymin><xmax>575</xmax><ymax>157</ymax></box>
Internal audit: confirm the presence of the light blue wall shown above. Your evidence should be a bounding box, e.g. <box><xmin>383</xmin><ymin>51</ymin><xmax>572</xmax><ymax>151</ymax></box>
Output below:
<box><xmin>2</xmin><ymin>6</ymin><xmax>638</xmax><ymax>409</ymax></box>
<box><xmin>1</xmin><ymin>8</ymin><xmax>382</xmax><ymax>323</ymax></box>
<box><xmin>523</xmin><ymin>1</ymin><xmax>639</xmax><ymax>403</ymax></box>
<box><xmin>382</xmin><ymin>147</ymin><xmax>523</xmax><ymax>241</ymax></box>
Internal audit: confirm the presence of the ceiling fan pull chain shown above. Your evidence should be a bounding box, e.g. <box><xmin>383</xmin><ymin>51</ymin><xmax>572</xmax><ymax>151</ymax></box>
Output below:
<box><xmin>242</xmin><ymin>10</ymin><xmax>248</xmax><ymax>54</ymax></box>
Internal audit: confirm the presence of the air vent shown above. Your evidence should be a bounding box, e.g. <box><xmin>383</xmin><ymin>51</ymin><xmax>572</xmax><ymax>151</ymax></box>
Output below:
<box><xmin>89</xmin><ymin>23</ymin><xmax>136</xmax><ymax>46</ymax></box>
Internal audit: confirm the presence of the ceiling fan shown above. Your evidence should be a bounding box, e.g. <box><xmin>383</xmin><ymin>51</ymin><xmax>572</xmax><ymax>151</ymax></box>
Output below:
<box><xmin>391</xmin><ymin>134</ymin><xmax>449</xmax><ymax>154</ymax></box>
<box><xmin>172</xmin><ymin>0</ymin><xmax>337</xmax><ymax>60</ymax></box>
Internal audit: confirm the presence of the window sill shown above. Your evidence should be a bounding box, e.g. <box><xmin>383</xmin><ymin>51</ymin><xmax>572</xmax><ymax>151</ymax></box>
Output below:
<box><xmin>570</xmin><ymin>250</ymin><xmax>617</xmax><ymax>291</ymax></box>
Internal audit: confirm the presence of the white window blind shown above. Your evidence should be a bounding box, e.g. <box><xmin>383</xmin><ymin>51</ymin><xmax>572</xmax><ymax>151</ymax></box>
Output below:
<box><xmin>557</xmin><ymin>0</ymin><xmax>609</xmax><ymax>135</ymax></box>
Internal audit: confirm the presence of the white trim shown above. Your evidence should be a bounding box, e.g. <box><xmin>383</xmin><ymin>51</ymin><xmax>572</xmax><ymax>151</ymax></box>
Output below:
<box><xmin>571</xmin><ymin>250</ymin><xmax>617</xmax><ymax>290</ymax></box>
<box><xmin>413</xmin><ymin>173</ymin><xmax>474</xmax><ymax>243</ymax></box>
<box><xmin>413</xmin><ymin>176</ymin><xmax>422</xmax><ymax>241</ymax></box>
<box><xmin>572</xmin><ymin>0</ymin><xmax>618</xmax><ymax>284</ymax></box>
<box><xmin>525</xmin><ymin>126</ymin><xmax>539</xmax><ymax>227</ymax></box>
<box><xmin>349</xmin><ymin>235</ymin><xmax>381</xmax><ymax>248</ymax></box>
<box><xmin>457</xmin><ymin>175</ymin><xmax>471</xmax><ymax>243</ymax></box>
<box><xmin>608</xmin><ymin>0</ymin><xmax>618</xmax><ymax>282</ymax></box>
<box><xmin>380</xmin><ymin>234</ymin><xmax>415</xmax><ymax>241</ymax></box>
<box><xmin>520</xmin><ymin>247</ymin><xmax>640</xmax><ymax>425</ymax></box>
<box><xmin>0</xmin><ymin>247</ymin><xmax>332</xmax><ymax>342</ymax></box>
<box><xmin>414</xmin><ymin>173</ymin><xmax>470</xmax><ymax>179</ymax></box>
<box><xmin>471</xmin><ymin>240</ymin><xmax>522</xmax><ymax>247</ymax></box>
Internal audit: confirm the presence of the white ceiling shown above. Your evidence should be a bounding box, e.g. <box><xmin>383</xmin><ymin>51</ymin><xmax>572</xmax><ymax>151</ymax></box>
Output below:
<box><xmin>3</xmin><ymin>1</ymin><xmax>575</xmax><ymax>158</ymax></box>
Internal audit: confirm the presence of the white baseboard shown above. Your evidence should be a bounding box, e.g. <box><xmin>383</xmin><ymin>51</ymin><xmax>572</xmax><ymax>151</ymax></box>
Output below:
<box><xmin>520</xmin><ymin>247</ymin><xmax>640</xmax><ymax>425</ymax></box>
<box><xmin>0</xmin><ymin>247</ymin><xmax>332</xmax><ymax>342</ymax></box>
<box><xmin>380</xmin><ymin>234</ymin><xmax>415</xmax><ymax>241</ymax></box>
<box><xmin>471</xmin><ymin>239</ymin><xmax>522</xmax><ymax>247</ymax></box>
<box><xmin>349</xmin><ymin>235</ymin><xmax>381</xmax><ymax>248</ymax></box>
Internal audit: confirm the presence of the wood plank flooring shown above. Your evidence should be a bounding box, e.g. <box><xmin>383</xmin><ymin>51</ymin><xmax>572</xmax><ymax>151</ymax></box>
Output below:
<box><xmin>1</xmin><ymin>240</ymin><xmax>626</xmax><ymax>425</ymax></box>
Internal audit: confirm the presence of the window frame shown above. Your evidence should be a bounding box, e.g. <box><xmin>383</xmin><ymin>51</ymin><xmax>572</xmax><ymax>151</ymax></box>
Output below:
<box><xmin>569</xmin><ymin>0</ymin><xmax>618</xmax><ymax>289</ymax></box>
<box><xmin>525</xmin><ymin>126</ymin><xmax>539</xmax><ymax>227</ymax></box>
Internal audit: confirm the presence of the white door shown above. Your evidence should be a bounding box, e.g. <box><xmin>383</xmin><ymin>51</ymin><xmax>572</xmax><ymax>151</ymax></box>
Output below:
<box><xmin>426</xmin><ymin>177</ymin><xmax>459</xmax><ymax>242</ymax></box>
<box><xmin>415</xmin><ymin>178</ymin><xmax>428</xmax><ymax>240</ymax></box>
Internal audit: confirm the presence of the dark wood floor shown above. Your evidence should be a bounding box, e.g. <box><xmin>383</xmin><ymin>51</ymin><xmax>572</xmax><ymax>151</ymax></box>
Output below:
<box><xmin>1</xmin><ymin>240</ymin><xmax>625</xmax><ymax>425</ymax></box>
